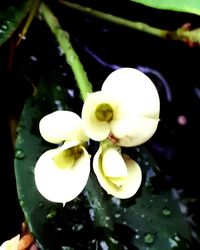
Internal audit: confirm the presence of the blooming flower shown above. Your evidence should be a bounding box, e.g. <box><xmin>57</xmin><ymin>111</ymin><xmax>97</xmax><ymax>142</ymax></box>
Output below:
<box><xmin>82</xmin><ymin>67</ymin><xmax>160</xmax><ymax>147</ymax></box>
<box><xmin>93</xmin><ymin>142</ymin><xmax>142</xmax><ymax>199</ymax></box>
<box><xmin>34</xmin><ymin>111</ymin><xmax>90</xmax><ymax>205</ymax></box>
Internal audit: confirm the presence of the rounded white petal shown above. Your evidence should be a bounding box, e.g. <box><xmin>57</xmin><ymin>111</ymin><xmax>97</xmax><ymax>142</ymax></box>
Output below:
<box><xmin>101</xmin><ymin>68</ymin><xmax>160</xmax><ymax>146</ymax></box>
<box><xmin>93</xmin><ymin>148</ymin><xmax>142</xmax><ymax>199</ymax></box>
<box><xmin>35</xmin><ymin>142</ymin><xmax>90</xmax><ymax>205</ymax></box>
<box><xmin>82</xmin><ymin>91</ymin><xmax>117</xmax><ymax>141</ymax></box>
<box><xmin>39</xmin><ymin>110</ymin><xmax>88</xmax><ymax>144</ymax></box>
<box><xmin>102</xmin><ymin>147</ymin><xmax>128</xmax><ymax>177</ymax></box>
<box><xmin>110</xmin><ymin>116</ymin><xmax>159</xmax><ymax>147</ymax></box>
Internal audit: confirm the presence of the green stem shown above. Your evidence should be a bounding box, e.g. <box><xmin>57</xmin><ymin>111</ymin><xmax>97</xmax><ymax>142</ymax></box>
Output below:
<box><xmin>58</xmin><ymin>0</ymin><xmax>200</xmax><ymax>46</ymax></box>
<box><xmin>58</xmin><ymin>0</ymin><xmax>166</xmax><ymax>38</ymax></box>
<box><xmin>40</xmin><ymin>2</ymin><xmax>93</xmax><ymax>101</ymax></box>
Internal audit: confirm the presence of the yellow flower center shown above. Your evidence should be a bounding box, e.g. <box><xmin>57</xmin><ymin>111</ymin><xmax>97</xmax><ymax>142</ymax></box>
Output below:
<box><xmin>53</xmin><ymin>146</ymin><xmax>82</xmax><ymax>169</ymax></box>
<box><xmin>95</xmin><ymin>103</ymin><xmax>113</xmax><ymax>122</ymax></box>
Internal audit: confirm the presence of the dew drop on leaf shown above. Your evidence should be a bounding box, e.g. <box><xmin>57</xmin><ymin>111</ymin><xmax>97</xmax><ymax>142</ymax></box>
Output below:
<box><xmin>162</xmin><ymin>206</ymin><xmax>171</xmax><ymax>216</ymax></box>
<box><xmin>72</xmin><ymin>223</ymin><xmax>84</xmax><ymax>232</ymax></box>
<box><xmin>144</xmin><ymin>232</ymin><xmax>155</xmax><ymax>245</ymax></box>
<box><xmin>46</xmin><ymin>208</ymin><xmax>57</xmax><ymax>219</ymax></box>
<box><xmin>15</xmin><ymin>149</ymin><xmax>26</xmax><ymax>159</ymax></box>
<box><xmin>38</xmin><ymin>202</ymin><xmax>44</xmax><ymax>209</ymax></box>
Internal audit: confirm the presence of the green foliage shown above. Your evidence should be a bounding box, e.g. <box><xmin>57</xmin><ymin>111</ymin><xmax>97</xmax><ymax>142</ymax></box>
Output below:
<box><xmin>131</xmin><ymin>0</ymin><xmax>200</xmax><ymax>16</ymax></box>
<box><xmin>0</xmin><ymin>0</ymin><xmax>33</xmax><ymax>46</ymax></box>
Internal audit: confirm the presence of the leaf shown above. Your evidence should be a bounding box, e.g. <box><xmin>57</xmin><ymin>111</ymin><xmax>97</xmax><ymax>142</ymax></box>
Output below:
<box><xmin>0</xmin><ymin>0</ymin><xmax>33</xmax><ymax>46</ymax></box>
<box><xmin>130</xmin><ymin>0</ymin><xmax>200</xmax><ymax>16</ymax></box>
<box><xmin>14</xmin><ymin>69</ymin><xmax>193</xmax><ymax>249</ymax></box>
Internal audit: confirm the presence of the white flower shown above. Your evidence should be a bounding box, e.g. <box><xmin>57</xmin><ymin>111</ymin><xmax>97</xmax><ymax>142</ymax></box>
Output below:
<box><xmin>34</xmin><ymin>111</ymin><xmax>90</xmax><ymax>205</ymax></box>
<box><xmin>93</xmin><ymin>144</ymin><xmax>142</xmax><ymax>199</ymax></box>
<box><xmin>0</xmin><ymin>234</ymin><xmax>20</xmax><ymax>250</ymax></box>
<box><xmin>82</xmin><ymin>67</ymin><xmax>160</xmax><ymax>147</ymax></box>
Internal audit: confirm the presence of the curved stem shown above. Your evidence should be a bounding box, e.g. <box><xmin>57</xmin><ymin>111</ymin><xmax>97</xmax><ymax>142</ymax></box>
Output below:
<box><xmin>59</xmin><ymin>0</ymin><xmax>200</xmax><ymax>47</ymax></box>
<box><xmin>40</xmin><ymin>2</ymin><xmax>93</xmax><ymax>101</ymax></box>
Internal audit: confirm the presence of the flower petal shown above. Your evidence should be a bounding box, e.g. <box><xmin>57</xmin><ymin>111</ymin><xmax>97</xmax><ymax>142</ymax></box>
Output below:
<box><xmin>102</xmin><ymin>67</ymin><xmax>160</xmax><ymax>146</ymax></box>
<box><xmin>93</xmin><ymin>147</ymin><xmax>142</xmax><ymax>199</ymax></box>
<box><xmin>35</xmin><ymin>142</ymin><xmax>90</xmax><ymax>205</ymax></box>
<box><xmin>102</xmin><ymin>147</ymin><xmax>128</xmax><ymax>177</ymax></box>
<box><xmin>0</xmin><ymin>234</ymin><xmax>20</xmax><ymax>250</ymax></box>
<box><xmin>82</xmin><ymin>91</ymin><xmax>116</xmax><ymax>141</ymax></box>
<box><xmin>110</xmin><ymin>116</ymin><xmax>159</xmax><ymax>147</ymax></box>
<box><xmin>39</xmin><ymin>110</ymin><xmax>88</xmax><ymax>144</ymax></box>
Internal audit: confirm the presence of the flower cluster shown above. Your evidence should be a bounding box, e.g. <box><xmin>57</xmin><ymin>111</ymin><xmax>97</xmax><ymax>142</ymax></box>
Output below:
<box><xmin>34</xmin><ymin>68</ymin><xmax>160</xmax><ymax>205</ymax></box>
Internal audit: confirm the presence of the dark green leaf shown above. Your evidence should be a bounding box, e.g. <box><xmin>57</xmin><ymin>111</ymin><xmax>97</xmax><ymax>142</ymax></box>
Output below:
<box><xmin>0</xmin><ymin>0</ymin><xmax>33</xmax><ymax>46</ymax></box>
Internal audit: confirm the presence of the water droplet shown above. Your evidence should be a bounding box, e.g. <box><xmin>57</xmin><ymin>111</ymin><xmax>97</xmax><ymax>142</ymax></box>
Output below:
<box><xmin>72</xmin><ymin>223</ymin><xmax>83</xmax><ymax>232</ymax></box>
<box><xmin>54</xmin><ymin>100</ymin><xmax>63</xmax><ymax>110</ymax></box>
<box><xmin>100</xmin><ymin>240</ymin><xmax>109</xmax><ymax>250</ymax></box>
<box><xmin>162</xmin><ymin>207</ymin><xmax>171</xmax><ymax>216</ymax></box>
<box><xmin>57</xmin><ymin>46</ymin><xmax>64</xmax><ymax>56</ymax></box>
<box><xmin>38</xmin><ymin>202</ymin><xmax>44</xmax><ymax>208</ymax></box>
<box><xmin>105</xmin><ymin>216</ymin><xmax>110</xmax><ymax>221</ymax></box>
<box><xmin>46</xmin><ymin>208</ymin><xmax>57</xmax><ymax>219</ymax></box>
<box><xmin>30</xmin><ymin>55</ymin><xmax>38</xmax><ymax>62</ymax></box>
<box><xmin>61</xmin><ymin>246</ymin><xmax>74</xmax><ymax>250</ymax></box>
<box><xmin>15</xmin><ymin>149</ymin><xmax>26</xmax><ymax>159</ymax></box>
<box><xmin>69</xmin><ymin>55</ymin><xmax>75</xmax><ymax>63</ymax></box>
<box><xmin>1</xmin><ymin>25</ymin><xmax>8</xmax><ymax>30</ymax></box>
<box><xmin>111</xmin><ymin>197</ymin><xmax>121</xmax><ymax>206</ymax></box>
<box><xmin>57</xmin><ymin>227</ymin><xmax>62</xmax><ymax>232</ymax></box>
<box><xmin>135</xmin><ymin>234</ymin><xmax>140</xmax><ymax>239</ymax></box>
<box><xmin>109</xmin><ymin>237</ymin><xmax>119</xmax><ymax>244</ymax></box>
<box><xmin>67</xmin><ymin>89</ymin><xmax>75</xmax><ymax>97</ymax></box>
<box><xmin>89</xmin><ymin>208</ymin><xmax>95</xmax><ymax>221</ymax></box>
<box><xmin>169</xmin><ymin>238</ymin><xmax>178</xmax><ymax>248</ymax></box>
<box><xmin>20</xmin><ymin>200</ymin><xmax>25</xmax><ymax>207</ymax></box>
<box><xmin>114</xmin><ymin>212</ymin><xmax>121</xmax><ymax>218</ymax></box>
<box><xmin>144</xmin><ymin>233</ymin><xmax>155</xmax><ymax>245</ymax></box>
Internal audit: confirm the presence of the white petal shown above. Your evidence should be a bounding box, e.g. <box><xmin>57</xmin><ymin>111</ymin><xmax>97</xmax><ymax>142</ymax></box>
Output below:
<box><xmin>93</xmin><ymin>148</ymin><xmax>142</xmax><ymax>199</ymax></box>
<box><xmin>82</xmin><ymin>92</ymin><xmax>116</xmax><ymax>141</ymax></box>
<box><xmin>39</xmin><ymin>110</ymin><xmax>88</xmax><ymax>144</ymax></box>
<box><xmin>110</xmin><ymin>116</ymin><xmax>159</xmax><ymax>147</ymax></box>
<box><xmin>0</xmin><ymin>235</ymin><xmax>20</xmax><ymax>250</ymax></box>
<box><xmin>101</xmin><ymin>68</ymin><xmax>160</xmax><ymax>146</ymax></box>
<box><xmin>102</xmin><ymin>67</ymin><xmax>160</xmax><ymax>116</ymax></box>
<box><xmin>102</xmin><ymin>147</ymin><xmax>128</xmax><ymax>177</ymax></box>
<box><xmin>102</xmin><ymin>68</ymin><xmax>160</xmax><ymax>115</ymax></box>
<box><xmin>35</xmin><ymin>144</ymin><xmax>90</xmax><ymax>205</ymax></box>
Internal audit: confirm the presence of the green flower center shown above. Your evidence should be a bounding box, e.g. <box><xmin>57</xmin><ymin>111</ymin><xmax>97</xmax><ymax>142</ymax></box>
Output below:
<box><xmin>53</xmin><ymin>146</ymin><xmax>83</xmax><ymax>169</ymax></box>
<box><xmin>95</xmin><ymin>103</ymin><xmax>113</xmax><ymax>122</ymax></box>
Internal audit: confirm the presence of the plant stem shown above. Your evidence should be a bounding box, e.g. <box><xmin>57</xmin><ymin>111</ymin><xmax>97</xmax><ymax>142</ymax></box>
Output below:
<box><xmin>17</xmin><ymin>0</ymin><xmax>41</xmax><ymax>46</ymax></box>
<box><xmin>40</xmin><ymin>2</ymin><xmax>93</xmax><ymax>101</ymax></box>
<box><xmin>59</xmin><ymin>0</ymin><xmax>166</xmax><ymax>38</ymax></box>
<box><xmin>59</xmin><ymin>0</ymin><xmax>200</xmax><ymax>47</ymax></box>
